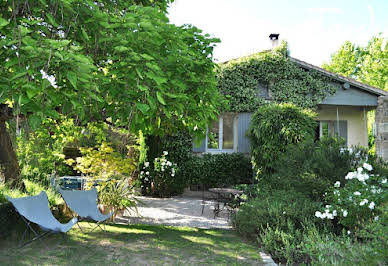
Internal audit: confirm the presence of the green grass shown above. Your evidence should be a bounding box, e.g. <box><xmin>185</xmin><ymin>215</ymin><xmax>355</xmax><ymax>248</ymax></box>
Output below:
<box><xmin>0</xmin><ymin>222</ymin><xmax>263</xmax><ymax>265</ymax></box>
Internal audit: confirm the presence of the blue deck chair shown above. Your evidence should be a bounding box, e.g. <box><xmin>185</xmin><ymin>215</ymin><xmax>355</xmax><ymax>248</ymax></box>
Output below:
<box><xmin>58</xmin><ymin>188</ymin><xmax>113</xmax><ymax>233</ymax></box>
<box><xmin>7</xmin><ymin>192</ymin><xmax>77</xmax><ymax>248</ymax></box>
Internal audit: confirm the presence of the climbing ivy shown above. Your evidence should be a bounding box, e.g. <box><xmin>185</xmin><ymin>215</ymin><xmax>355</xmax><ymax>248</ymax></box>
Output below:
<box><xmin>217</xmin><ymin>42</ymin><xmax>337</xmax><ymax>112</ymax></box>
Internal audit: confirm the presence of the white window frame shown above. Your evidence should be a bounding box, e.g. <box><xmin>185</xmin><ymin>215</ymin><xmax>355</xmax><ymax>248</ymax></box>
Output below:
<box><xmin>205</xmin><ymin>114</ymin><xmax>238</xmax><ymax>153</ymax></box>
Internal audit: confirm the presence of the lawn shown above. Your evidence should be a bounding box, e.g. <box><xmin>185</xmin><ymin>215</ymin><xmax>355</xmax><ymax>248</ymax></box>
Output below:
<box><xmin>0</xmin><ymin>222</ymin><xmax>263</xmax><ymax>265</ymax></box>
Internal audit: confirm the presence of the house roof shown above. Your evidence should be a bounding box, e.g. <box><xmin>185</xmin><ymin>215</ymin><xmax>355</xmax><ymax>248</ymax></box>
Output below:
<box><xmin>220</xmin><ymin>52</ymin><xmax>388</xmax><ymax>97</ymax></box>
<box><xmin>289</xmin><ymin>57</ymin><xmax>388</xmax><ymax>97</ymax></box>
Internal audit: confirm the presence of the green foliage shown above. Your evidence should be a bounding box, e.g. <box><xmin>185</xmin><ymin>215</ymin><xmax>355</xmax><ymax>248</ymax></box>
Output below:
<box><xmin>302</xmin><ymin>222</ymin><xmax>388</xmax><ymax>266</ymax></box>
<box><xmin>180</xmin><ymin>153</ymin><xmax>253</xmax><ymax>188</ymax></box>
<box><xmin>0</xmin><ymin>1</ymin><xmax>223</xmax><ymax>139</ymax></box>
<box><xmin>159</xmin><ymin>132</ymin><xmax>193</xmax><ymax>164</ymax></box>
<box><xmin>270</xmin><ymin>137</ymin><xmax>356</xmax><ymax>201</ymax></box>
<box><xmin>140</xmin><ymin>152</ymin><xmax>182</xmax><ymax>197</ymax></box>
<box><xmin>323</xmin><ymin>35</ymin><xmax>388</xmax><ymax>90</ymax></box>
<box><xmin>97</xmin><ymin>178</ymin><xmax>138</xmax><ymax>218</ymax></box>
<box><xmin>68</xmin><ymin>142</ymin><xmax>137</xmax><ymax>181</ymax></box>
<box><xmin>316</xmin><ymin>160</ymin><xmax>388</xmax><ymax>230</ymax></box>
<box><xmin>217</xmin><ymin>42</ymin><xmax>336</xmax><ymax>112</ymax></box>
<box><xmin>232</xmin><ymin>189</ymin><xmax>324</xmax><ymax>264</ymax></box>
<box><xmin>249</xmin><ymin>103</ymin><xmax>317</xmax><ymax>175</ymax></box>
<box><xmin>16</xmin><ymin>117</ymin><xmax>140</xmax><ymax>186</ymax></box>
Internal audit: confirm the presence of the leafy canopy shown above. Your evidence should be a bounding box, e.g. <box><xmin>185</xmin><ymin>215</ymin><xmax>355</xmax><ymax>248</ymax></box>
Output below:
<box><xmin>0</xmin><ymin>0</ymin><xmax>223</xmax><ymax>137</ymax></box>
<box><xmin>323</xmin><ymin>36</ymin><xmax>388</xmax><ymax>90</ymax></box>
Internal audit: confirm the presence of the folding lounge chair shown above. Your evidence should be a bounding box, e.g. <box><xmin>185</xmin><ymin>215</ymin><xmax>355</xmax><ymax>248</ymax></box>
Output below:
<box><xmin>7</xmin><ymin>191</ymin><xmax>78</xmax><ymax>248</ymax></box>
<box><xmin>58</xmin><ymin>188</ymin><xmax>113</xmax><ymax>233</ymax></box>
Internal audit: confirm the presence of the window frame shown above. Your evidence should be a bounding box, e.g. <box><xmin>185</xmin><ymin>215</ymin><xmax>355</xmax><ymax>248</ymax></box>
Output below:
<box><xmin>205</xmin><ymin>114</ymin><xmax>238</xmax><ymax>153</ymax></box>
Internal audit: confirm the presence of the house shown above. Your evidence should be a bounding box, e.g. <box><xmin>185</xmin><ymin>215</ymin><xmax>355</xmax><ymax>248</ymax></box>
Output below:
<box><xmin>193</xmin><ymin>35</ymin><xmax>388</xmax><ymax>158</ymax></box>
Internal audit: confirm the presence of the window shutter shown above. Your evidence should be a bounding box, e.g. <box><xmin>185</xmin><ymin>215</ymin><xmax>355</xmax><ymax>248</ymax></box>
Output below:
<box><xmin>334</xmin><ymin>120</ymin><xmax>348</xmax><ymax>145</ymax></box>
<box><xmin>192</xmin><ymin>138</ymin><xmax>206</xmax><ymax>153</ymax></box>
<box><xmin>237</xmin><ymin>113</ymin><xmax>252</xmax><ymax>153</ymax></box>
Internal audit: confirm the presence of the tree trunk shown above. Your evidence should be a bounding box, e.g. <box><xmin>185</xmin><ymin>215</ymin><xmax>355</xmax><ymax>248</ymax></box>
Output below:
<box><xmin>0</xmin><ymin>104</ymin><xmax>21</xmax><ymax>188</ymax></box>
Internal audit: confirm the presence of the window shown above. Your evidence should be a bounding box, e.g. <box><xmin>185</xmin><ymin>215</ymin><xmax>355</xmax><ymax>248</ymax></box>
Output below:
<box><xmin>317</xmin><ymin>120</ymin><xmax>348</xmax><ymax>144</ymax></box>
<box><xmin>207</xmin><ymin>114</ymin><xmax>236</xmax><ymax>152</ymax></box>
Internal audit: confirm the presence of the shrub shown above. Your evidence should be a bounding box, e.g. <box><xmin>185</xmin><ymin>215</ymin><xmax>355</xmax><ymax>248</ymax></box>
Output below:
<box><xmin>269</xmin><ymin>137</ymin><xmax>356</xmax><ymax>201</ymax></box>
<box><xmin>249</xmin><ymin>103</ymin><xmax>316</xmax><ymax>175</ymax></box>
<box><xmin>140</xmin><ymin>152</ymin><xmax>182</xmax><ymax>197</ymax></box>
<box><xmin>232</xmin><ymin>189</ymin><xmax>325</xmax><ymax>264</ymax></box>
<box><xmin>302</xmin><ymin>222</ymin><xmax>388</xmax><ymax>266</ymax></box>
<box><xmin>233</xmin><ymin>189</ymin><xmax>323</xmax><ymax>238</ymax></box>
<box><xmin>180</xmin><ymin>153</ymin><xmax>253</xmax><ymax>188</ymax></box>
<box><xmin>97</xmin><ymin>178</ymin><xmax>138</xmax><ymax>218</ymax></box>
<box><xmin>315</xmin><ymin>160</ymin><xmax>388</xmax><ymax>230</ymax></box>
<box><xmin>67</xmin><ymin>141</ymin><xmax>137</xmax><ymax>181</ymax></box>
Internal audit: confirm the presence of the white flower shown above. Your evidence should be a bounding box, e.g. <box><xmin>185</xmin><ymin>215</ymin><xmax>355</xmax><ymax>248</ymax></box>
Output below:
<box><xmin>357</xmin><ymin>167</ymin><xmax>363</xmax><ymax>173</ymax></box>
<box><xmin>345</xmin><ymin>172</ymin><xmax>356</xmax><ymax>180</ymax></box>
<box><xmin>315</xmin><ymin>211</ymin><xmax>322</xmax><ymax>218</ymax></box>
<box><xmin>382</xmin><ymin>178</ymin><xmax>387</xmax><ymax>184</ymax></box>
<box><xmin>144</xmin><ymin>162</ymin><xmax>149</xmax><ymax>167</ymax></box>
<box><xmin>145</xmin><ymin>171</ymin><xmax>149</xmax><ymax>175</ymax></box>
<box><xmin>140</xmin><ymin>171</ymin><xmax>144</xmax><ymax>175</ymax></box>
<box><xmin>356</xmin><ymin>173</ymin><xmax>369</xmax><ymax>182</ymax></box>
<box><xmin>325</xmin><ymin>205</ymin><xmax>331</xmax><ymax>209</ymax></box>
<box><xmin>40</xmin><ymin>69</ymin><xmax>58</xmax><ymax>88</ymax></box>
<box><xmin>354</xmin><ymin>191</ymin><xmax>361</xmax><ymax>196</ymax></box>
<box><xmin>161</xmin><ymin>162</ymin><xmax>166</xmax><ymax>166</ymax></box>
<box><xmin>167</xmin><ymin>161</ymin><xmax>172</xmax><ymax>167</ymax></box>
<box><xmin>144</xmin><ymin>177</ymin><xmax>149</xmax><ymax>181</ymax></box>
<box><xmin>163</xmin><ymin>151</ymin><xmax>168</xmax><ymax>156</ymax></box>
<box><xmin>363</xmin><ymin>163</ymin><xmax>373</xmax><ymax>171</ymax></box>
<box><xmin>347</xmin><ymin>230</ymin><xmax>351</xmax><ymax>235</ymax></box>
<box><xmin>161</xmin><ymin>167</ymin><xmax>165</xmax><ymax>172</ymax></box>
<box><xmin>368</xmin><ymin>202</ymin><xmax>375</xmax><ymax>209</ymax></box>
<box><xmin>342</xmin><ymin>210</ymin><xmax>348</xmax><ymax>217</ymax></box>
<box><xmin>360</xmin><ymin>199</ymin><xmax>369</xmax><ymax>206</ymax></box>
<box><xmin>334</xmin><ymin>181</ymin><xmax>340</xmax><ymax>188</ymax></box>
<box><xmin>171</xmin><ymin>173</ymin><xmax>175</xmax><ymax>177</ymax></box>
<box><xmin>374</xmin><ymin>216</ymin><xmax>379</xmax><ymax>221</ymax></box>
<box><xmin>332</xmin><ymin>210</ymin><xmax>337</xmax><ymax>216</ymax></box>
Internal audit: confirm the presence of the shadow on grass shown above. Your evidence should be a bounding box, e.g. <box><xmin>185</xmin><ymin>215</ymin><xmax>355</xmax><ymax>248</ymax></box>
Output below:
<box><xmin>0</xmin><ymin>222</ymin><xmax>263</xmax><ymax>265</ymax></box>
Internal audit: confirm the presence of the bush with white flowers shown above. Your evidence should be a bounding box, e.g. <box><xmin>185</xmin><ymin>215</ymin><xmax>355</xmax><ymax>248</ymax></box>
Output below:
<box><xmin>140</xmin><ymin>151</ymin><xmax>181</xmax><ymax>197</ymax></box>
<box><xmin>315</xmin><ymin>162</ymin><xmax>387</xmax><ymax>229</ymax></box>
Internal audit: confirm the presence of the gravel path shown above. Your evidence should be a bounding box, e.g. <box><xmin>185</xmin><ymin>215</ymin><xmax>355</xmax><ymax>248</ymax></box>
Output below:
<box><xmin>117</xmin><ymin>196</ymin><xmax>232</xmax><ymax>229</ymax></box>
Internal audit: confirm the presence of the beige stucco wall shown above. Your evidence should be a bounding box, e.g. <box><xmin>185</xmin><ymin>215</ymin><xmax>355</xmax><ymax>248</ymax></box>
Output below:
<box><xmin>317</xmin><ymin>105</ymin><xmax>369</xmax><ymax>148</ymax></box>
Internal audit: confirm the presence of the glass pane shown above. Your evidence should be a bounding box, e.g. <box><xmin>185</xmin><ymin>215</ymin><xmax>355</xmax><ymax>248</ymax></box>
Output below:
<box><xmin>207</xmin><ymin>119</ymin><xmax>219</xmax><ymax>149</ymax></box>
<box><xmin>222</xmin><ymin>114</ymin><xmax>234</xmax><ymax>149</ymax></box>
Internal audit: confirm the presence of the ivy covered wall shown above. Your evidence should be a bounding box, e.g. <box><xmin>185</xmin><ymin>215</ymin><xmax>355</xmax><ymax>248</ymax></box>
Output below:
<box><xmin>216</xmin><ymin>42</ymin><xmax>337</xmax><ymax>112</ymax></box>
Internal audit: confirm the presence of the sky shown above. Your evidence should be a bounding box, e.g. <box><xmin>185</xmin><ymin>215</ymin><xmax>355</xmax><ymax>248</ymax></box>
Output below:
<box><xmin>168</xmin><ymin>0</ymin><xmax>388</xmax><ymax>66</ymax></box>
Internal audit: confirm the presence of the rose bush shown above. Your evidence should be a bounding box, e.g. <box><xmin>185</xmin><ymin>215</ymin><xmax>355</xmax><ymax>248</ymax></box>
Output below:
<box><xmin>315</xmin><ymin>161</ymin><xmax>388</xmax><ymax>230</ymax></box>
<box><xmin>140</xmin><ymin>151</ymin><xmax>183</xmax><ymax>197</ymax></box>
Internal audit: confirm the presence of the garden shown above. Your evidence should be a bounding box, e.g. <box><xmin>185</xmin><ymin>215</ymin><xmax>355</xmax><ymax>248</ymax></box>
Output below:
<box><xmin>1</xmin><ymin>1</ymin><xmax>388</xmax><ymax>265</ymax></box>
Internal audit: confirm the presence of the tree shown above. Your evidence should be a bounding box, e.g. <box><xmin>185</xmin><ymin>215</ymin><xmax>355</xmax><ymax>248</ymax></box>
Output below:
<box><xmin>323</xmin><ymin>36</ymin><xmax>388</xmax><ymax>90</ymax></box>
<box><xmin>248</xmin><ymin>103</ymin><xmax>317</xmax><ymax>176</ymax></box>
<box><xmin>0</xmin><ymin>0</ymin><xmax>223</xmax><ymax>187</ymax></box>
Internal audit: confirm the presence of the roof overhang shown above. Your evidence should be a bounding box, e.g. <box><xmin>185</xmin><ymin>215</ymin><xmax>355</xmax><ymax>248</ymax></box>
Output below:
<box><xmin>290</xmin><ymin>57</ymin><xmax>388</xmax><ymax>97</ymax></box>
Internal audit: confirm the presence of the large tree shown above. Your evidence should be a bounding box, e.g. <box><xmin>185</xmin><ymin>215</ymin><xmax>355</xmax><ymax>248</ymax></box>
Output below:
<box><xmin>323</xmin><ymin>36</ymin><xmax>388</xmax><ymax>90</ymax></box>
<box><xmin>0</xmin><ymin>0</ymin><xmax>223</xmax><ymax>187</ymax></box>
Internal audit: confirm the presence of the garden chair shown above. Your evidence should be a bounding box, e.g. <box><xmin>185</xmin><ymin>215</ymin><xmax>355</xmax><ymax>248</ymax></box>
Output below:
<box><xmin>7</xmin><ymin>191</ymin><xmax>78</xmax><ymax>248</ymax></box>
<box><xmin>58</xmin><ymin>188</ymin><xmax>113</xmax><ymax>233</ymax></box>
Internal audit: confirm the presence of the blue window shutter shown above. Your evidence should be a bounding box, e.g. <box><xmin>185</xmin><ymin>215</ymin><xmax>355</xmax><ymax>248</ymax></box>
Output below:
<box><xmin>192</xmin><ymin>138</ymin><xmax>206</xmax><ymax>153</ymax></box>
<box><xmin>237</xmin><ymin>113</ymin><xmax>252</xmax><ymax>153</ymax></box>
